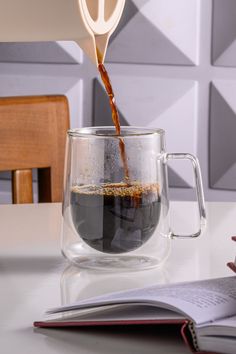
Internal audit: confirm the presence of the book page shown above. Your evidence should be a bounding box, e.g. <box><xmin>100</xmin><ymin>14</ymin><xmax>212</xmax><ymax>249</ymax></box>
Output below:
<box><xmin>48</xmin><ymin>305</ymin><xmax>184</xmax><ymax>323</ymax></box>
<box><xmin>48</xmin><ymin>276</ymin><xmax>236</xmax><ymax>325</ymax></box>
<box><xmin>196</xmin><ymin>316</ymin><xmax>236</xmax><ymax>354</ymax></box>
<box><xmin>197</xmin><ymin>315</ymin><xmax>236</xmax><ymax>337</ymax></box>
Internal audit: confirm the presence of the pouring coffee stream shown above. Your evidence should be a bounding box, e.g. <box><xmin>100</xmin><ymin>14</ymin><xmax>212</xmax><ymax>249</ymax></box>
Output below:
<box><xmin>96</xmin><ymin>49</ymin><xmax>130</xmax><ymax>183</ymax></box>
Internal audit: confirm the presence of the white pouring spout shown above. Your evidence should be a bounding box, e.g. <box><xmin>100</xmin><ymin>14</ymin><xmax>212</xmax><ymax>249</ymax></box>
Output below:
<box><xmin>0</xmin><ymin>0</ymin><xmax>126</xmax><ymax>65</ymax></box>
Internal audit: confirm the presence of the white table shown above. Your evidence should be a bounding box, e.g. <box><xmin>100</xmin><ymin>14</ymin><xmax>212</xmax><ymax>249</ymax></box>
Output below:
<box><xmin>0</xmin><ymin>202</ymin><xmax>235</xmax><ymax>354</ymax></box>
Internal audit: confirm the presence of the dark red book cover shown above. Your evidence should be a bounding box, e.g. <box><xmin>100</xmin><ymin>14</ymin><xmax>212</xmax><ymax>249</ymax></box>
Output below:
<box><xmin>34</xmin><ymin>318</ymin><xmax>214</xmax><ymax>353</ymax></box>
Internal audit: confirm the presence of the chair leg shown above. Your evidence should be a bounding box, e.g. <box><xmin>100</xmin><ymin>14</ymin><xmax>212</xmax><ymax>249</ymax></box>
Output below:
<box><xmin>12</xmin><ymin>169</ymin><xmax>33</xmax><ymax>204</ymax></box>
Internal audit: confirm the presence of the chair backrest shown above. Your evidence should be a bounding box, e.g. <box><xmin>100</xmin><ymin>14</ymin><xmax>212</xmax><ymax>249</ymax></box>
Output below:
<box><xmin>0</xmin><ymin>95</ymin><xmax>70</xmax><ymax>203</ymax></box>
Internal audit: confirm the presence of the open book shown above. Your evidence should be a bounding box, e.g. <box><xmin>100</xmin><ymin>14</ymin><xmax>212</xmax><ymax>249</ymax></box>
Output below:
<box><xmin>34</xmin><ymin>276</ymin><xmax>236</xmax><ymax>354</ymax></box>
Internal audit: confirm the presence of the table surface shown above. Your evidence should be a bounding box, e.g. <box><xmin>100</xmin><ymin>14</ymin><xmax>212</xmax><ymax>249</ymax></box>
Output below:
<box><xmin>1</xmin><ymin>201</ymin><xmax>235</xmax><ymax>354</ymax></box>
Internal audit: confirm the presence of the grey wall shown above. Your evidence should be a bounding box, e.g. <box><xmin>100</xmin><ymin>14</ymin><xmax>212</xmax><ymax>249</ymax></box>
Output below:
<box><xmin>0</xmin><ymin>0</ymin><xmax>236</xmax><ymax>202</ymax></box>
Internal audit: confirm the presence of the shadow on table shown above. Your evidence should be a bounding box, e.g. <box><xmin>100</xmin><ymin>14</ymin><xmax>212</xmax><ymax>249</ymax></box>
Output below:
<box><xmin>34</xmin><ymin>324</ymin><xmax>188</xmax><ymax>354</ymax></box>
<box><xmin>0</xmin><ymin>255</ymin><xmax>65</xmax><ymax>273</ymax></box>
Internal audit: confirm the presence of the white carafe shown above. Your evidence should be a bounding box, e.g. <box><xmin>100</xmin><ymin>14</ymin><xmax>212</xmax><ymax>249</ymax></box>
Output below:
<box><xmin>0</xmin><ymin>0</ymin><xmax>126</xmax><ymax>64</ymax></box>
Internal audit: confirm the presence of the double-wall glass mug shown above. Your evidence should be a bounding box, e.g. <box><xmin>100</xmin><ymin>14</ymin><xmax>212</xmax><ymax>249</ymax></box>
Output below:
<box><xmin>61</xmin><ymin>127</ymin><xmax>206</xmax><ymax>271</ymax></box>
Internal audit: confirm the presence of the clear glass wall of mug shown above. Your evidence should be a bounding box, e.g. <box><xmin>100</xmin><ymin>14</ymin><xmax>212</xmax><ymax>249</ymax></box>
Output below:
<box><xmin>61</xmin><ymin>127</ymin><xmax>206</xmax><ymax>271</ymax></box>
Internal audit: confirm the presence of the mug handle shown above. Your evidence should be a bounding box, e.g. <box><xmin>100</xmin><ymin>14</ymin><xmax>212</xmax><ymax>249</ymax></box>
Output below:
<box><xmin>165</xmin><ymin>153</ymin><xmax>206</xmax><ymax>239</ymax></box>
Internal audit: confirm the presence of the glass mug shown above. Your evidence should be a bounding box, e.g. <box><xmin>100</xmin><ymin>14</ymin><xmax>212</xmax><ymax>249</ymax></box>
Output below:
<box><xmin>61</xmin><ymin>127</ymin><xmax>206</xmax><ymax>271</ymax></box>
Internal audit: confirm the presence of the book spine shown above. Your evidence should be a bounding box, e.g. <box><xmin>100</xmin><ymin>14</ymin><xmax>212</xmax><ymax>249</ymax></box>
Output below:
<box><xmin>181</xmin><ymin>322</ymin><xmax>219</xmax><ymax>354</ymax></box>
<box><xmin>181</xmin><ymin>320</ymin><xmax>198</xmax><ymax>353</ymax></box>
<box><xmin>188</xmin><ymin>321</ymin><xmax>200</xmax><ymax>352</ymax></box>
<box><xmin>181</xmin><ymin>320</ymin><xmax>200</xmax><ymax>353</ymax></box>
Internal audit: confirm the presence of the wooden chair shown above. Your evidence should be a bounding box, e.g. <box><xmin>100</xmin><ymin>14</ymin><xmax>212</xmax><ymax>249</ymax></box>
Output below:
<box><xmin>0</xmin><ymin>95</ymin><xmax>70</xmax><ymax>203</ymax></box>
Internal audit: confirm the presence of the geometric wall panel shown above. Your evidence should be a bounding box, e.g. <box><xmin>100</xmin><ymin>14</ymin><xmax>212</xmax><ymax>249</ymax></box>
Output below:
<box><xmin>146</xmin><ymin>83</ymin><xmax>197</xmax><ymax>188</ymax></box>
<box><xmin>210</xmin><ymin>81</ymin><xmax>236</xmax><ymax>190</ymax></box>
<box><xmin>107</xmin><ymin>0</ymin><xmax>200</xmax><ymax>65</ymax></box>
<box><xmin>93</xmin><ymin>76</ymin><xmax>197</xmax><ymax>187</ymax></box>
<box><xmin>0</xmin><ymin>41</ymin><xmax>82</xmax><ymax>64</ymax></box>
<box><xmin>212</xmin><ymin>0</ymin><xmax>236</xmax><ymax>67</ymax></box>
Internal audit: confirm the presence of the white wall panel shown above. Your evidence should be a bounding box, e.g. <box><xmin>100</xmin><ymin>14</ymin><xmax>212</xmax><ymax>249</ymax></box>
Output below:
<box><xmin>0</xmin><ymin>41</ymin><xmax>82</xmax><ymax>64</ymax></box>
<box><xmin>210</xmin><ymin>80</ymin><xmax>236</xmax><ymax>190</ymax></box>
<box><xmin>107</xmin><ymin>0</ymin><xmax>200</xmax><ymax>65</ymax></box>
<box><xmin>212</xmin><ymin>0</ymin><xmax>236</xmax><ymax>66</ymax></box>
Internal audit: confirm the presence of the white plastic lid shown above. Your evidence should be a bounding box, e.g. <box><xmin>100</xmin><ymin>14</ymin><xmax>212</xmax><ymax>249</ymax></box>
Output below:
<box><xmin>80</xmin><ymin>0</ymin><xmax>125</xmax><ymax>35</ymax></box>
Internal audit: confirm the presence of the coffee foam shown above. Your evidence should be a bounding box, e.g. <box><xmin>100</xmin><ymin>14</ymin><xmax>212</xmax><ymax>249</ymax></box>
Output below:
<box><xmin>71</xmin><ymin>182</ymin><xmax>160</xmax><ymax>198</ymax></box>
